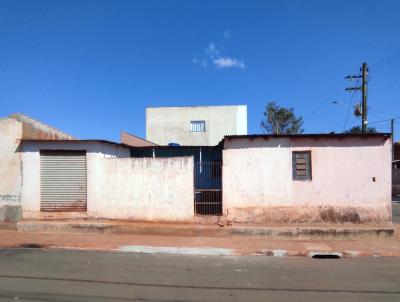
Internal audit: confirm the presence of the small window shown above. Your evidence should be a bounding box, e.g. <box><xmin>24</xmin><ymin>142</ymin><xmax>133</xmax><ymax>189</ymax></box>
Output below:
<box><xmin>190</xmin><ymin>121</ymin><xmax>206</xmax><ymax>132</ymax></box>
<box><xmin>292</xmin><ymin>151</ymin><xmax>312</xmax><ymax>181</ymax></box>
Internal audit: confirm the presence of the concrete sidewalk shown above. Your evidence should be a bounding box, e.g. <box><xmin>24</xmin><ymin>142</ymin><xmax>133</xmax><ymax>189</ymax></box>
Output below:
<box><xmin>0</xmin><ymin>223</ymin><xmax>399</xmax><ymax>257</ymax></box>
<box><xmin>0</xmin><ymin>229</ymin><xmax>399</xmax><ymax>257</ymax></box>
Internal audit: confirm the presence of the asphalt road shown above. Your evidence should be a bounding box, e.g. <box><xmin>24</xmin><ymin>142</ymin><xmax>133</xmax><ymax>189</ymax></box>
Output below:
<box><xmin>0</xmin><ymin>249</ymin><xmax>399</xmax><ymax>302</ymax></box>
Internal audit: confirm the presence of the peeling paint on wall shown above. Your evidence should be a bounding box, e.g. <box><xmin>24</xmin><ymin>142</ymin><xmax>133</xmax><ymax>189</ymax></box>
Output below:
<box><xmin>0</xmin><ymin>195</ymin><xmax>20</xmax><ymax>204</ymax></box>
<box><xmin>90</xmin><ymin>156</ymin><xmax>195</xmax><ymax>221</ymax></box>
<box><xmin>226</xmin><ymin>205</ymin><xmax>390</xmax><ymax>224</ymax></box>
<box><xmin>1</xmin><ymin>114</ymin><xmax>76</xmax><ymax>209</ymax></box>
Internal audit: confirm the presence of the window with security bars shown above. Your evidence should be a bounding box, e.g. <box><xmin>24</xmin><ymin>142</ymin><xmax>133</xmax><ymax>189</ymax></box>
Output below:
<box><xmin>190</xmin><ymin>120</ymin><xmax>206</xmax><ymax>132</ymax></box>
<box><xmin>292</xmin><ymin>151</ymin><xmax>312</xmax><ymax>180</ymax></box>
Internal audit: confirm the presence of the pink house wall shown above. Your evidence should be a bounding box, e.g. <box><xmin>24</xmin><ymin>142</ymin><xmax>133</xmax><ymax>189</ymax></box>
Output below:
<box><xmin>222</xmin><ymin>136</ymin><xmax>392</xmax><ymax>223</ymax></box>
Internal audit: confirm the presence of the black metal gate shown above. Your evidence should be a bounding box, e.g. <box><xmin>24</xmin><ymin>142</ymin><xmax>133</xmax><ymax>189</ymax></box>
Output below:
<box><xmin>194</xmin><ymin>161</ymin><xmax>222</xmax><ymax>215</ymax></box>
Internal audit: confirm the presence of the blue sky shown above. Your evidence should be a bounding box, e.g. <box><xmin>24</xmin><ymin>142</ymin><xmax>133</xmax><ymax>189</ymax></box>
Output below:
<box><xmin>1</xmin><ymin>0</ymin><xmax>400</xmax><ymax>141</ymax></box>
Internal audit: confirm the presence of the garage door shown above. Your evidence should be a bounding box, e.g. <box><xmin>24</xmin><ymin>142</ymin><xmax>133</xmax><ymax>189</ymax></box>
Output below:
<box><xmin>40</xmin><ymin>150</ymin><xmax>87</xmax><ymax>212</ymax></box>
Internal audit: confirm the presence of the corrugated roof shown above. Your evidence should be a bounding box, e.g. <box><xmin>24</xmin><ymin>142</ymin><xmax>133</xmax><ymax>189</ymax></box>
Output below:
<box><xmin>21</xmin><ymin>139</ymin><xmax>129</xmax><ymax>147</ymax></box>
<box><xmin>224</xmin><ymin>133</ymin><xmax>391</xmax><ymax>139</ymax></box>
<box><xmin>120</xmin><ymin>131</ymin><xmax>158</xmax><ymax>147</ymax></box>
<box><xmin>128</xmin><ymin>145</ymin><xmax>222</xmax><ymax>149</ymax></box>
<box><xmin>21</xmin><ymin>139</ymin><xmax>224</xmax><ymax>149</ymax></box>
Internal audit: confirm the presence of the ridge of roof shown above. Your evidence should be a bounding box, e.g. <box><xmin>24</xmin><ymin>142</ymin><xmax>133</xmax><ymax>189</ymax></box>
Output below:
<box><xmin>120</xmin><ymin>131</ymin><xmax>158</xmax><ymax>146</ymax></box>
<box><xmin>224</xmin><ymin>133</ymin><xmax>391</xmax><ymax>139</ymax></box>
<box><xmin>21</xmin><ymin>138</ymin><xmax>129</xmax><ymax>147</ymax></box>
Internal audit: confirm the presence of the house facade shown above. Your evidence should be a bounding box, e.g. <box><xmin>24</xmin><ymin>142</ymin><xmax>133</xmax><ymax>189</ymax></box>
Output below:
<box><xmin>222</xmin><ymin>134</ymin><xmax>392</xmax><ymax>223</ymax></box>
<box><xmin>20</xmin><ymin>140</ymin><xmax>193</xmax><ymax>221</ymax></box>
<box><xmin>0</xmin><ymin>113</ymin><xmax>75</xmax><ymax>222</ymax></box>
<box><xmin>14</xmin><ymin>133</ymin><xmax>392</xmax><ymax>224</ymax></box>
<box><xmin>146</xmin><ymin>105</ymin><xmax>247</xmax><ymax>146</ymax></box>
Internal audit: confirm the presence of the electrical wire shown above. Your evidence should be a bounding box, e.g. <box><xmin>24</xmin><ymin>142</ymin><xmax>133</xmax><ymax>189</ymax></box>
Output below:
<box><xmin>368</xmin><ymin>106</ymin><xmax>399</xmax><ymax>116</ymax></box>
<box><xmin>370</xmin><ymin>50</ymin><xmax>400</xmax><ymax>71</ymax></box>
<box><xmin>343</xmin><ymin>79</ymin><xmax>359</xmax><ymax>131</ymax></box>
<box><xmin>373</xmin><ymin>96</ymin><xmax>400</xmax><ymax>105</ymax></box>
<box><xmin>368</xmin><ymin>116</ymin><xmax>400</xmax><ymax>125</ymax></box>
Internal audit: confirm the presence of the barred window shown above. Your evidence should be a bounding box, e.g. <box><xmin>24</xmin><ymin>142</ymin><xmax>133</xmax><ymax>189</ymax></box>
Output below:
<box><xmin>292</xmin><ymin>151</ymin><xmax>312</xmax><ymax>180</ymax></box>
<box><xmin>190</xmin><ymin>121</ymin><xmax>206</xmax><ymax>132</ymax></box>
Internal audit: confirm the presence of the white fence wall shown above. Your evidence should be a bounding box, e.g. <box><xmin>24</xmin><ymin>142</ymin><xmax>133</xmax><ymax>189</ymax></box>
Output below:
<box><xmin>89</xmin><ymin>157</ymin><xmax>194</xmax><ymax>221</ymax></box>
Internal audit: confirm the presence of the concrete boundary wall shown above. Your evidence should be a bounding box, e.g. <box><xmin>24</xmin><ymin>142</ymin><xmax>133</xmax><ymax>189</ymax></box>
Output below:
<box><xmin>0</xmin><ymin>114</ymin><xmax>75</xmax><ymax>212</ymax></box>
<box><xmin>21</xmin><ymin>141</ymin><xmax>129</xmax><ymax>219</ymax></box>
<box><xmin>0</xmin><ymin>119</ymin><xmax>22</xmax><ymax>207</ymax></box>
<box><xmin>90</xmin><ymin>157</ymin><xmax>194</xmax><ymax>221</ymax></box>
<box><xmin>223</xmin><ymin>136</ymin><xmax>392</xmax><ymax>224</ymax></box>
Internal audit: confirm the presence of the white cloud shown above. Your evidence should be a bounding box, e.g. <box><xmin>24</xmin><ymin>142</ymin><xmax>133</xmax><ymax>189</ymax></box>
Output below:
<box><xmin>192</xmin><ymin>57</ymin><xmax>208</xmax><ymax>68</ymax></box>
<box><xmin>199</xmin><ymin>59</ymin><xmax>208</xmax><ymax>68</ymax></box>
<box><xmin>192</xmin><ymin>31</ymin><xmax>245</xmax><ymax>70</ymax></box>
<box><xmin>213</xmin><ymin>57</ymin><xmax>245</xmax><ymax>69</ymax></box>
<box><xmin>204</xmin><ymin>43</ymin><xmax>220</xmax><ymax>58</ymax></box>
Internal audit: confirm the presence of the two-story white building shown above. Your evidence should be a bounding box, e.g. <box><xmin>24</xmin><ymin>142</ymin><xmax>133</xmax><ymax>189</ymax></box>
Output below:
<box><xmin>146</xmin><ymin>105</ymin><xmax>247</xmax><ymax>146</ymax></box>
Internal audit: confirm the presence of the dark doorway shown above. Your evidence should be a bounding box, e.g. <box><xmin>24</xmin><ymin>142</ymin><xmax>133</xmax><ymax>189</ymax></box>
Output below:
<box><xmin>194</xmin><ymin>161</ymin><xmax>222</xmax><ymax>215</ymax></box>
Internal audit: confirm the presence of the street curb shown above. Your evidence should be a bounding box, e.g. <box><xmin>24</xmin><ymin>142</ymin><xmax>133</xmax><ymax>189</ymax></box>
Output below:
<box><xmin>1</xmin><ymin>244</ymin><xmax>398</xmax><ymax>258</ymax></box>
<box><xmin>117</xmin><ymin>245</ymin><xmax>236</xmax><ymax>256</ymax></box>
<box><xmin>16</xmin><ymin>221</ymin><xmax>395</xmax><ymax>240</ymax></box>
<box><xmin>251</xmin><ymin>249</ymin><xmax>387</xmax><ymax>258</ymax></box>
<box><xmin>0</xmin><ymin>223</ymin><xmax>17</xmax><ymax>231</ymax></box>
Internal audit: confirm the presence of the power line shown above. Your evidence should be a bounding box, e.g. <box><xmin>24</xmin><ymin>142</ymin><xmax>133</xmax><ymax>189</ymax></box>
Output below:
<box><xmin>368</xmin><ymin>106</ymin><xmax>398</xmax><ymax>116</ymax></box>
<box><xmin>370</xmin><ymin>50</ymin><xmax>400</xmax><ymax>71</ymax></box>
<box><xmin>343</xmin><ymin>79</ymin><xmax>359</xmax><ymax>131</ymax></box>
<box><xmin>368</xmin><ymin>116</ymin><xmax>400</xmax><ymax>125</ymax></box>
<box><xmin>371</xmin><ymin>96</ymin><xmax>400</xmax><ymax>106</ymax></box>
<box><xmin>368</xmin><ymin>102</ymin><xmax>400</xmax><ymax>117</ymax></box>
<box><xmin>369</xmin><ymin>111</ymin><xmax>389</xmax><ymax>121</ymax></box>
<box><xmin>344</xmin><ymin>63</ymin><xmax>368</xmax><ymax>133</ymax></box>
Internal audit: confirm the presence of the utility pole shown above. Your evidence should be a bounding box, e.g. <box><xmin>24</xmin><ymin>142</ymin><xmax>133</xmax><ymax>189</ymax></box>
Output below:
<box><xmin>345</xmin><ymin>62</ymin><xmax>369</xmax><ymax>133</ymax></box>
<box><xmin>361</xmin><ymin>63</ymin><xmax>368</xmax><ymax>133</ymax></box>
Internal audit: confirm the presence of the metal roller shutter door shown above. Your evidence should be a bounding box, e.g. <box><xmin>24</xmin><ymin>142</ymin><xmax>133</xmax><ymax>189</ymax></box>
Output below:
<box><xmin>40</xmin><ymin>150</ymin><xmax>87</xmax><ymax>212</ymax></box>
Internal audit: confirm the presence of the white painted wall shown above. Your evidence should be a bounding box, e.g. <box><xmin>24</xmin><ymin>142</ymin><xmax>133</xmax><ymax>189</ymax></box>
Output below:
<box><xmin>0</xmin><ymin>119</ymin><xmax>22</xmax><ymax>206</ymax></box>
<box><xmin>236</xmin><ymin>106</ymin><xmax>247</xmax><ymax>135</ymax></box>
<box><xmin>21</xmin><ymin>141</ymin><xmax>130</xmax><ymax>215</ymax></box>
<box><xmin>21</xmin><ymin>141</ymin><xmax>194</xmax><ymax>221</ymax></box>
<box><xmin>146</xmin><ymin>105</ymin><xmax>247</xmax><ymax>146</ymax></box>
<box><xmin>223</xmin><ymin>136</ymin><xmax>392</xmax><ymax>223</ymax></box>
<box><xmin>90</xmin><ymin>157</ymin><xmax>194</xmax><ymax>220</ymax></box>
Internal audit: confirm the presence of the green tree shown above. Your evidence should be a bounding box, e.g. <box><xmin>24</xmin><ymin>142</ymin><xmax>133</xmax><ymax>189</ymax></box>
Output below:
<box><xmin>260</xmin><ymin>101</ymin><xmax>304</xmax><ymax>134</ymax></box>
<box><xmin>343</xmin><ymin>126</ymin><xmax>378</xmax><ymax>134</ymax></box>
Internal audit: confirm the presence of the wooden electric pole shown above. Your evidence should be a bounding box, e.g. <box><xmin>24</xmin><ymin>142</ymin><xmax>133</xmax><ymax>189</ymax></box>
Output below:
<box><xmin>345</xmin><ymin>62</ymin><xmax>369</xmax><ymax>133</ymax></box>
<box><xmin>361</xmin><ymin>63</ymin><xmax>368</xmax><ymax>133</ymax></box>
